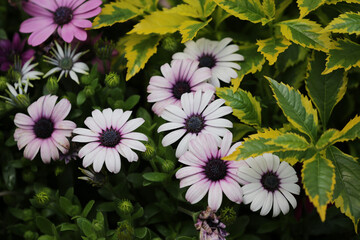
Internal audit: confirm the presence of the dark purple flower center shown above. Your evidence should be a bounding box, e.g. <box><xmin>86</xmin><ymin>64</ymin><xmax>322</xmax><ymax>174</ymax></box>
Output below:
<box><xmin>204</xmin><ymin>158</ymin><xmax>228</xmax><ymax>181</ymax></box>
<box><xmin>54</xmin><ymin>7</ymin><xmax>73</xmax><ymax>26</ymax></box>
<box><xmin>198</xmin><ymin>54</ymin><xmax>216</xmax><ymax>68</ymax></box>
<box><xmin>34</xmin><ymin>118</ymin><xmax>54</xmax><ymax>139</ymax></box>
<box><xmin>261</xmin><ymin>172</ymin><xmax>280</xmax><ymax>192</ymax></box>
<box><xmin>185</xmin><ymin>114</ymin><xmax>204</xmax><ymax>133</ymax></box>
<box><xmin>172</xmin><ymin>81</ymin><xmax>191</xmax><ymax>99</ymax></box>
<box><xmin>100</xmin><ymin>128</ymin><xmax>121</xmax><ymax>147</ymax></box>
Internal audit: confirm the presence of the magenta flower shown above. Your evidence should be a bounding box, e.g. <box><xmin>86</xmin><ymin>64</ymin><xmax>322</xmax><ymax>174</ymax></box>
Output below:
<box><xmin>175</xmin><ymin>132</ymin><xmax>245</xmax><ymax>211</ymax></box>
<box><xmin>20</xmin><ymin>0</ymin><xmax>102</xmax><ymax>46</ymax></box>
<box><xmin>14</xmin><ymin>95</ymin><xmax>76</xmax><ymax>163</ymax></box>
<box><xmin>0</xmin><ymin>33</ymin><xmax>35</xmax><ymax>71</ymax></box>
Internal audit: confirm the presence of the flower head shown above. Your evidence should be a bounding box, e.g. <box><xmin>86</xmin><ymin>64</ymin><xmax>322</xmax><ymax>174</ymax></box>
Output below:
<box><xmin>195</xmin><ymin>206</ymin><xmax>229</xmax><ymax>240</ymax></box>
<box><xmin>238</xmin><ymin>153</ymin><xmax>300</xmax><ymax>217</ymax></box>
<box><xmin>43</xmin><ymin>42</ymin><xmax>89</xmax><ymax>84</ymax></box>
<box><xmin>14</xmin><ymin>95</ymin><xmax>76</xmax><ymax>163</ymax></box>
<box><xmin>72</xmin><ymin>108</ymin><xmax>148</xmax><ymax>173</ymax></box>
<box><xmin>20</xmin><ymin>0</ymin><xmax>102</xmax><ymax>46</ymax></box>
<box><xmin>176</xmin><ymin>132</ymin><xmax>243</xmax><ymax>211</ymax></box>
<box><xmin>148</xmin><ymin>59</ymin><xmax>214</xmax><ymax>116</ymax></box>
<box><xmin>173</xmin><ymin>38</ymin><xmax>244</xmax><ymax>87</ymax></box>
<box><xmin>0</xmin><ymin>33</ymin><xmax>35</xmax><ymax>71</ymax></box>
<box><xmin>11</xmin><ymin>57</ymin><xmax>43</xmax><ymax>89</ymax></box>
<box><xmin>158</xmin><ymin>90</ymin><xmax>233</xmax><ymax>158</ymax></box>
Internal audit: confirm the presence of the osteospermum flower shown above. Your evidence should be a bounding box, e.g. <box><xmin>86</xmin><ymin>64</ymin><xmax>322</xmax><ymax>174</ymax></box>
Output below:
<box><xmin>195</xmin><ymin>207</ymin><xmax>229</xmax><ymax>240</ymax></box>
<box><xmin>20</xmin><ymin>0</ymin><xmax>102</xmax><ymax>46</ymax></box>
<box><xmin>148</xmin><ymin>59</ymin><xmax>214</xmax><ymax>116</ymax></box>
<box><xmin>172</xmin><ymin>38</ymin><xmax>244</xmax><ymax>87</ymax></box>
<box><xmin>72</xmin><ymin>108</ymin><xmax>148</xmax><ymax>173</ymax></box>
<box><xmin>13</xmin><ymin>57</ymin><xmax>43</xmax><ymax>89</ymax></box>
<box><xmin>43</xmin><ymin>42</ymin><xmax>89</xmax><ymax>84</ymax></box>
<box><xmin>158</xmin><ymin>90</ymin><xmax>232</xmax><ymax>158</ymax></box>
<box><xmin>238</xmin><ymin>153</ymin><xmax>300</xmax><ymax>217</ymax></box>
<box><xmin>14</xmin><ymin>95</ymin><xmax>76</xmax><ymax>163</ymax></box>
<box><xmin>175</xmin><ymin>132</ymin><xmax>244</xmax><ymax>211</ymax></box>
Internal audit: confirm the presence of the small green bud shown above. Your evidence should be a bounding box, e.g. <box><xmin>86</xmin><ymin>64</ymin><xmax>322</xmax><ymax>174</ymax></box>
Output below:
<box><xmin>116</xmin><ymin>221</ymin><xmax>134</xmax><ymax>240</ymax></box>
<box><xmin>55</xmin><ymin>166</ymin><xmax>65</xmax><ymax>176</ymax></box>
<box><xmin>93</xmin><ymin>220</ymin><xmax>104</xmax><ymax>232</ymax></box>
<box><xmin>161</xmin><ymin>159</ymin><xmax>175</xmax><ymax>173</ymax></box>
<box><xmin>80</xmin><ymin>75</ymin><xmax>92</xmax><ymax>85</ymax></box>
<box><xmin>0</xmin><ymin>76</ymin><xmax>7</xmax><ymax>91</ymax></box>
<box><xmin>23</xmin><ymin>231</ymin><xmax>37</xmax><ymax>240</ymax></box>
<box><xmin>45</xmin><ymin>76</ymin><xmax>59</xmax><ymax>94</ymax></box>
<box><xmin>84</xmin><ymin>85</ymin><xmax>95</xmax><ymax>97</ymax></box>
<box><xmin>141</xmin><ymin>141</ymin><xmax>156</xmax><ymax>161</ymax></box>
<box><xmin>34</xmin><ymin>191</ymin><xmax>50</xmax><ymax>206</ymax></box>
<box><xmin>219</xmin><ymin>207</ymin><xmax>236</xmax><ymax>226</ymax></box>
<box><xmin>105</xmin><ymin>72</ymin><xmax>120</xmax><ymax>88</ymax></box>
<box><xmin>7</xmin><ymin>67</ymin><xmax>21</xmax><ymax>83</ymax></box>
<box><xmin>117</xmin><ymin>199</ymin><xmax>133</xmax><ymax>215</ymax></box>
<box><xmin>22</xmin><ymin>169</ymin><xmax>35</xmax><ymax>183</ymax></box>
<box><xmin>161</xmin><ymin>35</ymin><xmax>178</xmax><ymax>52</ymax></box>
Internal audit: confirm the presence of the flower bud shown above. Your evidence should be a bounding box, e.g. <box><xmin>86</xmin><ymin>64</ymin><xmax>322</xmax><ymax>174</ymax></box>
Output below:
<box><xmin>141</xmin><ymin>141</ymin><xmax>156</xmax><ymax>161</ymax></box>
<box><xmin>80</xmin><ymin>75</ymin><xmax>92</xmax><ymax>85</ymax></box>
<box><xmin>161</xmin><ymin>35</ymin><xmax>178</xmax><ymax>52</ymax></box>
<box><xmin>45</xmin><ymin>76</ymin><xmax>59</xmax><ymax>94</ymax></box>
<box><xmin>0</xmin><ymin>76</ymin><xmax>8</xmax><ymax>91</ymax></box>
<box><xmin>22</xmin><ymin>169</ymin><xmax>35</xmax><ymax>183</ymax></box>
<box><xmin>105</xmin><ymin>72</ymin><xmax>120</xmax><ymax>88</ymax></box>
<box><xmin>219</xmin><ymin>207</ymin><xmax>236</xmax><ymax>226</ymax></box>
<box><xmin>117</xmin><ymin>199</ymin><xmax>133</xmax><ymax>215</ymax></box>
<box><xmin>84</xmin><ymin>86</ymin><xmax>95</xmax><ymax>97</ymax></box>
<box><xmin>161</xmin><ymin>160</ymin><xmax>175</xmax><ymax>173</ymax></box>
<box><xmin>116</xmin><ymin>221</ymin><xmax>134</xmax><ymax>240</ymax></box>
<box><xmin>34</xmin><ymin>191</ymin><xmax>50</xmax><ymax>206</ymax></box>
<box><xmin>24</xmin><ymin>231</ymin><xmax>37</xmax><ymax>240</ymax></box>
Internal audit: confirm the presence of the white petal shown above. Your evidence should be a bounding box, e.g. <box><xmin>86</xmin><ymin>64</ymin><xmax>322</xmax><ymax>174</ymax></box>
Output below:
<box><xmin>162</xmin><ymin>129</ymin><xmax>186</xmax><ymax>146</ymax></box>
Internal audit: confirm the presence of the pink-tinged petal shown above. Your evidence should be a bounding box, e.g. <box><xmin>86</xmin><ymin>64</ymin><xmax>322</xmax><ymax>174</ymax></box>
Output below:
<box><xmin>117</xmin><ymin>144</ymin><xmax>138</xmax><ymax>162</ymax></box>
<box><xmin>190</xmin><ymin>67</ymin><xmax>211</xmax><ymax>86</ymax></box>
<box><xmin>16</xmin><ymin>130</ymin><xmax>36</xmax><ymax>150</ymax></box>
<box><xmin>82</xmin><ymin>146</ymin><xmax>102</xmax><ymax>167</ymax></box>
<box><xmin>160</xmin><ymin>108</ymin><xmax>185</xmax><ymax>123</ymax></box>
<box><xmin>179</xmin><ymin>174</ymin><xmax>204</xmax><ymax>188</ymax></box>
<box><xmin>42</xmin><ymin>95</ymin><xmax>58</xmax><ymax>119</ymax></box>
<box><xmin>55</xmin><ymin>120</ymin><xmax>76</xmax><ymax>130</ymax></box>
<box><xmin>122</xmin><ymin>132</ymin><xmax>148</xmax><ymax>141</ymax></box>
<box><xmin>93</xmin><ymin>147</ymin><xmax>106</xmax><ymax>172</ymax></box>
<box><xmin>28</xmin><ymin>24</ymin><xmax>57</xmax><ymax>46</ymax></box>
<box><xmin>188</xmin><ymin>137</ymin><xmax>208</xmax><ymax>161</ymax></box>
<box><xmin>55</xmin><ymin>129</ymin><xmax>73</xmax><ymax>138</ymax></box>
<box><xmin>51</xmin><ymin>98</ymin><xmax>71</xmax><ymax>122</ymax></box>
<box><xmin>185</xmin><ymin>179</ymin><xmax>210</xmax><ymax>204</ymax></box>
<box><xmin>180</xmin><ymin>93</ymin><xmax>192</xmax><ymax>116</ymax></box>
<box><xmin>20</xmin><ymin>17</ymin><xmax>54</xmax><ymax>33</ymax></box>
<box><xmin>179</xmin><ymin>151</ymin><xmax>206</xmax><ymax>166</ymax></box>
<box><xmin>14</xmin><ymin>113</ymin><xmax>34</xmax><ymax>127</ymax></box>
<box><xmin>23</xmin><ymin>138</ymin><xmax>42</xmax><ymax>160</ymax></box>
<box><xmin>175</xmin><ymin>133</ymin><xmax>193</xmax><ymax>158</ymax></box>
<box><xmin>115</xmin><ymin>111</ymin><xmax>131</xmax><ymax>130</ymax></box>
<box><xmin>157</xmin><ymin>122</ymin><xmax>183</xmax><ymax>133</ymax></box>
<box><xmin>22</xmin><ymin>2</ymin><xmax>53</xmax><ymax>17</ymax></box>
<box><xmin>73</xmin><ymin>127</ymin><xmax>98</xmax><ymax>137</ymax></box>
<box><xmin>220</xmin><ymin>131</ymin><xmax>232</xmax><ymax>157</ymax></box>
<box><xmin>260</xmin><ymin>191</ymin><xmax>273</xmax><ymax>216</ymax></box>
<box><xmin>205</xmin><ymin>106</ymin><xmax>232</xmax><ymax>121</ymax></box>
<box><xmin>102</xmin><ymin>108</ymin><xmax>113</xmax><ymax>129</ymax></box>
<box><xmin>73</xmin><ymin>7</ymin><xmax>101</xmax><ymax>19</ymax></box>
<box><xmin>121</xmin><ymin>118</ymin><xmax>144</xmax><ymax>134</ymax></box>
<box><xmin>227</xmin><ymin>142</ymin><xmax>242</xmax><ymax>157</ymax></box>
<box><xmin>121</xmin><ymin>139</ymin><xmax>146</xmax><ymax>152</ymax></box>
<box><xmin>151</xmin><ymin>98</ymin><xmax>178</xmax><ymax>116</ymax></box>
<box><xmin>198</xmin><ymin>91</ymin><xmax>214</xmax><ymax>114</ymax></box>
<box><xmin>105</xmin><ymin>148</ymin><xmax>116</xmax><ymax>173</ymax></box>
<box><xmin>274</xmin><ymin>190</ymin><xmax>290</xmax><ymax>215</ymax></box>
<box><xmin>30</xmin><ymin>0</ymin><xmax>58</xmax><ymax>11</ymax></box>
<box><xmin>28</xmin><ymin>96</ymin><xmax>45</xmax><ymax>121</ymax></box>
<box><xmin>40</xmin><ymin>139</ymin><xmax>53</xmax><ymax>163</ymax></box>
<box><xmin>245</xmin><ymin>157</ymin><xmax>264</xmax><ymax>175</ymax></box>
<box><xmin>111</xmin><ymin>109</ymin><xmax>123</xmax><ymax>129</ymax></box>
<box><xmin>161</xmin><ymin>129</ymin><xmax>186</xmax><ymax>146</ymax></box>
<box><xmin>147</xmin><ymin>91</ymin><xmax>172</xmax><ymax>102</ymax></box>
<box><xmin>149</xmin><ymin>76</ymin><xmax>172</xmax><ymax>88</ymax></box>
<box><xmin>71</xmin><ymin>19</ymin><xmax>92</xmax><ymax>28</ymax></box>
<box><xmin>198</xmin><ymin>134</ymin><xmax>217</xmax><ymax>159</ymax></box>
<box><xmin>208</xmin><ymin>182</ymin><xmax>223</xmax><ymax>211</ymax></box>
<box><xmin>160</xmin><ymin>63</ymin><xmax>175</xmax><ymax>83</ymax></box>
<box><xmin>112</xmin><ymin>149</ymin><xmax>121</xmax><ymax>173</ymax></box>
<box><xmin>51</xmin><ymin>135</ymin><xmax>69</xmax><ymax>154</ymax></box>
<box><xmin>84</xmin><ymin>117</ymin><xmax>102</xmax><ymax>133</ymax></box>
<box><xmin>71</xmin><ymin>0</ymin><xmax>86</xmax><ymax>9</ymax></box>
<box><xmin>78</xmin><ymin>142</ymin><xmax>100</xmax><ymax>158</ymax></box>
<box><xmin>176</xmin><ymin>166</ymin><xmax>203</xmax><ymax>179</ymax></box>
<box><xmin>73</xmin><ymin>0</ymin><xmax>102</xmax><ymax>14</ymax></box>
<box><xmin>73</xmin><ymin>27</ymin><xmax>87</xmax><ymax>41</ymax></box>
<box><xmin>91</xmin><ymin>109</ymin><xmax>106</xmax><ymax>130</ymax></box>
<box><xmin>202</xmin><ymin>99</ymin><xmax>226</xmax><ymax>117</ymax></box>
<box><xmin>72</xmin><ymin>135</ymin><xmax>98</xmax><ymax>142</ymax></box>
<box><xmin>220</xmin><ymin>178</ymin><xmax>243</xmax><ymax>204</ymax></box>
<box><xmin>60</xmin><ymin>24</ymin><xmax>75</xmax><ymax>43</ymax></box>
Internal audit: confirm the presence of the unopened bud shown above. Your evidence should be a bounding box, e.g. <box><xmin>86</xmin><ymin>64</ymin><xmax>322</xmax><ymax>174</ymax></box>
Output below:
<box><xmin>116</xmin><ymin>221</ymin><xmax>134</xmax><ymax>240</ymax></box>
<box><xmin>141</xmin><ymin>142</ymin><xmax>156</xmax><ymax>161</ymax></box>
<box><xmin>84</xmin><ymin>86</ymin><xmax>95</xmax><ymax>97</ymax></box>
<box><xmin>219</xmin><ymin>207</ymin><xmax>236</xmax><ymax>226</ymax></box>
<box><xmin>161</xmin><ymin>160</ymin><xmax>175</xmax><ymax>173</ymax></box>
<box><xmin>117</xmin><ymin>199</ymin><xmax>133</xmax><ymax>215</ymax></box>
<box><xmin>105</xmin><ymin>72</ymin><xmax>120</xmax><ymax>88</ymax></box>
<box><xmin>161</xmin><ymin>35</ymin><xmax>178</xmax><ymax>52</ymax></box>
<box><xmin>45</xmin><ymin>76</ymin><xmax>59</xmax><ymax>94</ymax></box>
<box><xmin>34</xmin><ymin>191</ymin><xmax>50</xmax><ymax>206</ymax></box>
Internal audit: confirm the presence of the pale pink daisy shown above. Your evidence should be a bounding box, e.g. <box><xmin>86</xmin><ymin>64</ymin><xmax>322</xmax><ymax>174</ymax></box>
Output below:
<box><xmin>147</xmin><ymin>59</ymin><xmax>214</xmax><ymax>116</ymax></box>
<box><xmin>172</xmin><ymin>38</ymin><xmax>244</xmax><ymax>87</ymax></box>
<box><xmin>20</xmin><ymin>0</ymin><xmax>102</xmax><ymax>46</ymax></box>
<box><xmin>72</xmin><ymin>108</ymin><xmax>148</xmax><ymax>173</ymax></box>
<box><xmin>176</xmin><ymin>132</ymin><xmax>244</xmax><ymax>211</ymax></box>
<box><xmin>158</xmin><ymin>90</ymin><xmax>233</xmax><ymax>158</ymax></box>
<box><xmin>14</xmin><ymin>95</ymin><xmax>76</xmax><ymax>163</ymax></box>
<box><xmin>238</xmin><ymin>153</ymin><xmax>300</xmax><ymax>217</ymax></box>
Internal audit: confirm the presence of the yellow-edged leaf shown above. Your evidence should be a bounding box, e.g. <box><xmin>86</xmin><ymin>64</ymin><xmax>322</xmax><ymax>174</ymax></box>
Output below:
<box><xmin>124</xmin><ymin>34</ymin><xmax>161</xmax><ymax>80</ymax></box>
<box><xmin>325</xmin><ymin>12</ymin><xmax>360</xmax><ymax>36</ymax></box>
<box><xmin>256</xmin><ymin>37</ymin><xmax>291</xmax><ymax>65</ymax></box>
<box><xmin>179</xmin><ymin>19</ymin><xmax>211</xmax><ymax>43</ymax></box>
<box><xmin>296</xmin><ymin>0</ymin><xmax>326</xmax><ymax>18</ymax></box>
<box><xmin>262</xmin><ymin>0</ymin><xmax>275</xmax><ymax>19</ymax></box>
<box><xmin>268</xmin><ymin>132</ymin><xmax>310</xmax><ymax>150</ymax></box>
<box><xmin>316</xmin><ymin>129</ymin><xmax>339</xmax><ymax>149</ymax></box>
<box><xmin>330</xmin><ymin>115</ymin><xmax>360</xmax><ymax>143</ymax></box>
<box><xmin>168</xmin><ymin>0</ymin><xmax>216</xmax><ymax>18</ymax></box>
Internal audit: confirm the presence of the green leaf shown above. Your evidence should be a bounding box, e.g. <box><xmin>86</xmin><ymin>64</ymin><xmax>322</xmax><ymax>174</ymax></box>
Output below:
<box><xmin>179</xmin><ymin>19</ymin><xmax>211</xmax><ymax>43</ymax></box>
<box><xmin>262</xmin><ymin>0</ymin><xmax>275</xmax><ymax>19</ymax></box>
<box><xmin>323</xmin><ymin>38</ymin><xmax>360</xmax><ymax>74</ymax></box>
<box><xmin>325</xmin><ymin>12</ymin><xmax>360</xmax><ymax>36</ymax></box>
<box><xmin>326</xmin><ymin>146</ymin><xmax>360</xmax><ymax>232</ymax></box>
<box><xmin>275</xmin><ymin>44</ymin><xmax>308</xmax><ymax>73</ymax></box>
<box><xmin>36</xmin><ymin>216</ymin><xmax>55</xmax><ymax>235</ymax></box>
<box><xmin>76</xmin><ymin>91</ymin><xmax>86</xmax><ymax>106</ymax></box>
<box><xmin>302</xmin><ymin>153</ymin><xmax>335</xmax><ymax>222</ymax></box>
<box><xmin>231</xmin><ymin>44</ymin><xmax>265</xmax><ymax>91</ymax></box>
<box><xmin>212</xmin><ymin>0</ymin><xmax>272</xmax><ymax>25</ymax></box>
<box><xmin>124</xmin><ymin>95</ymin><xmax>140</xmax><ymax>110</ymax></box>
<box><xmin>59</xmin><ymin>223</ymin><xmax>78</xmax><ymax>232</ymax></box>
<box><xmin>232</xmin><ymin>123</ymin><xmax>255</xmax><ymax>142</ymax></box>
<box><xmin>316</xmin><ymin>129</ymin><xmax>339</xmax><ymax>149</ymax></box>
<box><xmin>134</xmin><ymin>227</ymin><xmax>148</xmax><ymax>238</ymax></box>
<box><xmin>2</xmin><ymin>162</ymin><xmax>16</xmax><ymax>190</ymax></box>
<box><xmin>296</xmin><ymin>0</ymin><xmax>326</xmax><ymax>18</ymax></box>
<box><xmin>0</xmin><ymin>29</ymin><xmax>7</xmax><ymax>39</ymax></box>
<box><xmin>274</xmin><ymin>148</ymin><xmax>317</xmax><ymax>165</ymax></box>
<box><xmin>142</xmin><ymin>172</ymin><xmax>168</xmax><ymax>182</ymax></box>
<box><xmin>82</xmin><ymin>200</ymin><xmax>95</xmax><ymax>218</ymax></box>
<box><xmin>216</xmin><ymin>87</ymin><xmax>261</xmax><ymax>127</ymax></box>
<box><xmin>267</xmin><ymin>77</ymin><xmax>318</xmax><ymax>142</ymax></box>
<box><xmin>305</xmin><ymin>51</ymin><xmax>347</xmax><ymax>126</ymax></box>
<box><xmin>124</xmin><ymin>34</ymin><xmax>161</xmax><ymax>81</ymax></box>
<box><xmin>169</xmin><ymin>0</ymin><xmax>216</xmax><ymax>18</ymax></box>
<box><xmin>278</xmin><ymin>19</ymin><xmax>332</xmax><ymax>52</ymax></box>
<box><xmin>256</xmin><ymin>37</ymin><xmax>291</xmax><ymax>65</ymax></box>
<box><xmin>92</xmin><ymin>1</ymin><xmax>143</xmax><ymax>29</ymax></box>
<box><xmin>77</xmin><ymin>217</ymin><xmax>96</xmax><ymax>237</ymax></box>
<box><xmin>275</xmin><ymin>0</ymin><xmax>292</xmax><ymax>20</ymax></box>
<box><xmin>268</xmin><ymin>132</ymin><xmax>310</xmax><ymax>150</ymax></box>
<box><xmin>38</xmin><ymin>235</ymin><xmax>55</xmax><ymax>240</ymax></box>
<box><xmin>329</xmin><ymin>115</ymin><xmax>360</xmax><ymax>144</ymax></box>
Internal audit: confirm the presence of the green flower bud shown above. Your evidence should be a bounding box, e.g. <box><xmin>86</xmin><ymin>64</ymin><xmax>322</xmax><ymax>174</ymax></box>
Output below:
<box><xmin>22</xmin><ymin>169</ymin><xmax>35</xmax><ymax>183</ymax></box>
<box><xmin>55</xmin><ymin>166</ymin><xmax>65</xmax><ymax>176</ymax></box>
<box><xmin>84</xmin><ymin>86</ymin><xmax>95</xmax><ymax>97</ymax></box>
<box><xmin>219</xmin><ymin>207</ymin><xmax>236</xmax><ymax>226</ymax></box>
<box><xmin>117</xmin><ymin>199</ymin><xmax>133</xmax><ymax>215</ymax></box>
<box><xmin>116</xmin><ymin>221</ymin><xmax>134</xmax><ymax>240</ymax></box>
<box><xmin>24</xmin><ymin>231</ymin><xmax>37</xmax><ymax>240</ymax></box>
<box><xmin>95</xmin><ymin>39</ymin><xmax>116</xmax><ymax>60</ymax></box>
<box><xmin>34</xmin><ymin>191</ymin><xmax>50</xmax><ymax>206</ymax></box>
<box><xmin>0</xmin><ymin>76</ymin><xmax>8</xmax><ymax>91</ymax></box>
<box><xmin>161</xmin><ymin>35</ymin><xmax>178</xmax><ymax>52</ymax></box>
<box><xmin>161</xmin><ymin>159</ymin><xmax>175</xmax><ymax>173</ymax></box>
<box><xmin>7</xmin><ymin>67</ymin><xmax>21</xmax><ymax>83</ymax></box>
<box><xmin>45</xmin><ymin>76</ymin><xmax>59</xmax><ymax>94</ymax></box>
<box><xmin>80</xmin><ymin>75</ymin><xmax>92</xmax><ymax>85</ymax></box>
<box><xmin>141</xmin><ymin>141</ymin><xmax>156</xmax><ymax>161</ymax></box>
<box><xmin>23</xmin><ymin>209</ymin><xmax>34</xmax><ymax>221</ymax></box>
<box><xmin>105</xmin><ymin>72</ymin><xmax>120</xmax><ymax>88</ymax></box>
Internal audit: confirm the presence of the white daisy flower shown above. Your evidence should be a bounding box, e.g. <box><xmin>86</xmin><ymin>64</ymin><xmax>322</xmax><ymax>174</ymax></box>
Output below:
<box><xmin>238</xmin><ymin>153</ymin><xmax>300</xmax><ymax>217</ymax></box>
<box><xmin>158</xmin><ymin>90</ymin><xmax>233</xmax><ymax>158</ymax></box>
<box><xmin>10</xmin><ymin>57</ymin><xmax>43</xmax><ymax>90</ymax></box>
<box><xmin>43</xmin><ymin>41</ymin><xmax>89</xmax><ymax>84</ymax></box>
<box><xmin>0</xmin><ymin>81</ymin><xmax>30</xmax><ymax>107</ymax></box>
<box><xmin>172</xmin><ymin>38</ymin><xmax>244</xmax><ymax>87</ymax></box>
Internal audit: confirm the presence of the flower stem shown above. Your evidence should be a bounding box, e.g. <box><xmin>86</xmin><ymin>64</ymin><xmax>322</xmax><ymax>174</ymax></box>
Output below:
<box><xmin>178</xmin><ymin>206</ymin><xmax>194</xmax><ymax>217</ymax></box>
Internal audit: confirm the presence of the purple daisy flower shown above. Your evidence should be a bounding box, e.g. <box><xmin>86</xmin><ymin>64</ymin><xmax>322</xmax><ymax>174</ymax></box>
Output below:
<box><xmin>20</xmin><ymin>0</ymin><xmax>102</xmax><ymax>46</ymax></box>
<box><xmin>0</xmin><ymin>33</ymin><xmax>35</xmax><ymax>71</ymax></box>
<box><xmin>176</xmin><ymin>132</ymin><xmax>244</xmax><ymax>211</ymax></box>
<box><xmin>195</xmin><ymin>206</ymin><xmax>229</xmax><ymax>240</ymax></box>
<box><xmin>72</xmin><ymin>108</ymin><xmax>148</xmax><ymax>173</ymax></box>
<box><xmin>147</xmin><ymin>59</ymin><xmax>214</xmax><ymax>116</ymax></box>
<box><xmin>14</xmin><ymin>95</ymin><xmax>76</xmax><ymax>163</ymax></box>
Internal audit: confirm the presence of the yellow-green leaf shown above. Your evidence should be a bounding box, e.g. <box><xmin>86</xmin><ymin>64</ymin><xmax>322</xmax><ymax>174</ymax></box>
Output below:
<box><xmin>302</xmin><ymin>153</ymin><xmax>335</xmax><ymax>222</ymax></box>
<box><xmin>92</xmin><ymin>1</ymin><xmax>143</xmax><ymax>29</ymax></box>
<box><xmin>269</xmin><ymin>132</ymin><xmax>310</xmax><ymax>150</ymax></box>
<box><xmin>326</xmin><ymin>0</ymin><xmax>360</xmax><ymax>4</ymax></box>
<box><xmin>129</xmin><ymin>11</ymin><xmax>190</xmax><ymax>35</ymax></box>
<box><xmin>168</xmin><ymin>0</ymin><xmax>216</xmax><ymax>18</ymax></box>
<box><xmin>330</xmin><ymin>115</ymin><xmax>360</xmax><ymax>144</ymax></box>
<box><xmin>276</xmin><ymin>44</ymin><xmax>308</xmax><ymax>73</ymax></box>
<box><xmin>262</xmin><ymin>0</ymin><xmax>275</xmax><ymax>19</ymax></box>
<box><xmin>323</xmin><ymin>38</ymin><xmax>360</xmax><ymax>74</ymax></box>
<box><xmin>296</xmin><ymin>0</ymin><xmax>326</xmax><ymax>18</ymax></box>
<box><xmin>316</xmin><ymin>129</ymin><xmax>339</xmax><ymax>149</ymax></box>
<box><xmin>124</xmin><ymin>34</ymin><xmax>161</xmax><ymax>81</ymax></box>
<box><xmin>325</xmin><ymin>12</ymin><xmax>360</xmax><ymax>36</ymax></box>
<box><xmin>256</xmin><ymin>37</ymin><xmax>291</xmax><ymax>65</ymax></box>
<box><xmin>179</xmin><ymin>19</ymin><xmax>211</xmax><ymax>43</ymax></box>
<box><xmin>275</xmin><ymin>0</ymin><xmax>292</xmax><ymax>20</ymax></box>
<box><xmin>278</xmin><ymin>19</ymin><xmax>332</xmax><ymax>52</ymax></box>
<box><xmin>275</xmin><ymin>148</ymin><xmax>317</xmax><ymax>165</ymax></box>
<box><xmin>212</xmin><ymin>0</ymin><xmax>272</xmax><ymax>25</ymax></box>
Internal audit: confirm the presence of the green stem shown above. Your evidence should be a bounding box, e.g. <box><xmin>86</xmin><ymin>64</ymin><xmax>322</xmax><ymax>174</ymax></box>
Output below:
<box><xmin>177</xmin><ymin>206</ymin><xmax>194</xmax><ymax>217</ymax></box>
